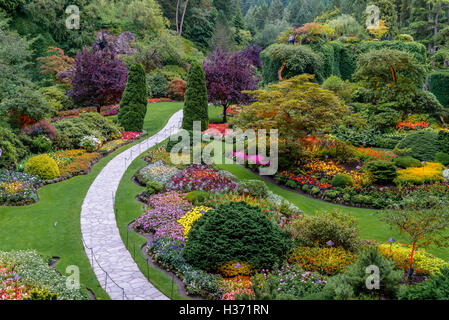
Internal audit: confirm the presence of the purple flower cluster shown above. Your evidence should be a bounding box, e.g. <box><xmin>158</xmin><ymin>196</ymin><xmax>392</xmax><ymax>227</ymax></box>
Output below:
<box><xmin>166</xmin><ymin>165</ymin><xmax>240</xmax><ymax>193</ymax></box>
<box><xmin>133</xmin><ymin>191</ymin><xmax>193</xmax><ymax>241</ymax></box>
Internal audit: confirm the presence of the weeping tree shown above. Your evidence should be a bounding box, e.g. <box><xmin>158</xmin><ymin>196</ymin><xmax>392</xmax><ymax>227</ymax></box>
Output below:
<box><xmin>118</xmin><ymin>63</ymin><xmax>148</xmax><ymax>132</ymax></box>
<box><xmin>182</xmin><ymin>62</ymin><xmax>209</xmax><ymax>131</ymax></box>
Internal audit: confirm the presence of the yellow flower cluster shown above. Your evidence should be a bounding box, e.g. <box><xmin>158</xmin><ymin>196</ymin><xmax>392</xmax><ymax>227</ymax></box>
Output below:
<box><xmin>395</xmin><ymin>162</ymin><xmax>444</xmax><ymax>186</ymax></box>
<box><xmin>379</xmin><ymin>243</ymin><xmax>449</xmax><ymax>276</ymax></box>
<box><xmin>304</xmin><ymin>159</ymin><xmax>367</xmax><ymax>185</ymax></box>
<box><xmin>0</xmin><ymin>181</ymin><xmax>27</xmax><ymax>194</ymax></box>
<box><xmin>177</xmin><ymin>206</ymin><xmax>212</xmax><ymax>240</ymax></box>
<box><xmin>218</xmin><ymin>261</ymin><xmax>255</xmax><ymax>278</ymax></box>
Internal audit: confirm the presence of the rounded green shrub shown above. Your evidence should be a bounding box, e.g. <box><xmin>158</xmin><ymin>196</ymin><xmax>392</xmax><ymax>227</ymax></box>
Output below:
<box><xmin>395</xmin><ymin>34</ymin><xmax>414</xmax><ymax>42</ymax></box>
<box><xmin>25</xmin><ymin>154</ymin><xmax>60</xmax><ymax>180</ymax></box>
<box><xmin>438</xmin><ymin>130</ymin><xmax>449</xmax><ymax>154</ymax></box>
<box><xmin>182</xmin><ymin>201</ymin><xmax>291</xmax><ymax>271</ymax></box>
<box><xmin>364</xmin><ymin>160</ymin><xmax>398</xmax><ymax>184</ymax></box>
<box><xmin>331</xmin><ymin>174</ymin><xmax>354</xmax><ymax>188</ymax></box>
<box><xmin>185</xmin><ymin>191</ymin><xmax>211</xmax><ymax>205</ymax></box>
<box><xmin>394</xmin><ymin>156</ymin><xmax>422</xmax><ymax>169</ymax></box>
<box><xmin>396</xmin><ymin>130</ymin><xmax>439</xmax><ymax>161</ymax></box>
<box><xmin>435</xmin><ymin>152</ymin><xmax>449</xmax><ymax>166</ymax></box>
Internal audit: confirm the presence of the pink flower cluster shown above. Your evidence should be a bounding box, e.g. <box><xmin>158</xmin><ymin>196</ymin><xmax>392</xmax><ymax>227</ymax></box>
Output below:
<box><xmin>122</xmin><ymin>132</ymin><xmax>141</xmax><ymax>140</ymax></box>
<box><xmin>0</xmin><ymin>266</ymin><xmax>29</xmax><ymax>300</ymax></box>
<box><xmin>167</xmin><ymin>165</ymin><xmax>240</xmax><ymax>193</ymax></box>
<box><xmin>233</xmin><ymin>152</ymin><xmax>271</xmax><ymax>166</ymax></box>
<box><xmin>133</xmin><ymin>192</ymin><xmax>193</xmax><ymax>241</ymax></box>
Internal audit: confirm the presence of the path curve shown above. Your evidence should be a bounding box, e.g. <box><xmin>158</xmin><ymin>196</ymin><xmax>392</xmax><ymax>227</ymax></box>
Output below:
<box><xmin>81</xmin><ymin>110</ymin><xmax>183</xmax><ymax>300</ymax></box>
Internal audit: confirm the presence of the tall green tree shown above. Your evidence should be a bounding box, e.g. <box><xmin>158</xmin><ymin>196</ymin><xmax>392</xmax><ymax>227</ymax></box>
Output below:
<box><xmin>182</xmin><ymin>62</ymin><xmax>209</xmax><ymax>131</ymax></box>
<box><xmin>118</xmin><ymin>64</ymin><xmax>147</xmax><ymax>132</ymax></box>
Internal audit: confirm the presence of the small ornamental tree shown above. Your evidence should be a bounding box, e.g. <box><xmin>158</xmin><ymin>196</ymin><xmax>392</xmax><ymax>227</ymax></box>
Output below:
<box><xmin>379</xmin><ymin>199</ymin><xmax>449</xmax><ymax>279</ymax></box>
<box><xmin>203</xmin><ymin>48</ymin><xmax>259</xmax><ymax>123</ymax></box>
<box><xmin>37</xmin><ymin>47</ymin><xmax>74</xmax><ymax>84</ymax></box>
<box><xmin>118</xmin><ymin>63</ymin><xmax>148</xmax><ymax>132</ymax></box>
<box><xmin>182</xmin><ymin>62</ymin><xmax>209</xmax><ymax>131</ymax></box>
<box><xmin>69</xmin><ymin>45</ymin><xmax>128</xmax><ymax>112</ymax></box>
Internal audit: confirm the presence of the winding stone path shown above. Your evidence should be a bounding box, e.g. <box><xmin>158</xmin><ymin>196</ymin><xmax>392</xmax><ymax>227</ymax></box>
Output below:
<box><xmin>80</xmin><ymin>110</ymin><xmax>183</xmax><ymax>300</ymax></box>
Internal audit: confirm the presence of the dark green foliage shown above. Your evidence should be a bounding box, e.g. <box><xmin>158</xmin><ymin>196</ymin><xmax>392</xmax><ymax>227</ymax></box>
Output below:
<box><xmin>399</xmin><ymin>267</ymin><xmax>449</xmax><ymax>300</ymax></box>
<box><xmin>429</xmin><ymin>71</ymin><xmax>449</xmax><ymax>109</ymax></box>
<box><xmin>146</xmin><ymin>181</ymin><xmax>163</xmax><ymax>195</ymax></box>
<box><xmin>331</xmin><ymin>174</ymin><xmax>354</xmax><ymax>188</ymax></box>
<box><xmin>166</xmin><ymin>130</ymin><xmax>194</xmax><ymax>153</ymax></box>
<box><xmin>0</xmin><ymin>127</ymin><xmax>28</xmax><ymax>169</ymax></box>
<box><xmin>319</xmin><ymin>247</ymin><xmax>403</xmax><ymax>300</ymax></box>
<box><xmin>182</xmin><ymin>202</ymin><xmax>291</xmax><ymax>271</ymax></box>
<box><xmin>147</xmin><ymin>72</ymin><xmax>168</xmax><ymax>98</ymax></box>
<box><xmin>185</xmin><ymin>191</ymin><xmax>211</xmax><ymax>205</ymax></box>
<box><xmin>182</xmin><ymin>62</ymin><xmax>209</xmax><ymax>131</ymax></box>
<box><xmin>0</xmin><ymin>0</ymin><xmax>24</xmax><ymax>13</ymax></box>
<box><xmin>31</xmin><ymin>136</ymin><xmax>52</xmax><ymax>153</ymax></box>
<box><xmin>118</xmin><ymin>63</ymin><xmax>148</xmax><ymax>132</ymax></box>
<box><xmin>364</xmin><ymin>160</ymin><xmax>398</xmax><ymax>184</ymax></box>
<box><xmin>394</xmin><ymin>156</ymin><xmax>422</xmax><ymax>169</ymax></box>
<box><xmin>438</xmin><ymin>131</ymin><xmax>449</xmax><ymax>154</ymax></box>
<box><xmin>52</xmin><ymin>118</ymin><xmax>102</xmax><ymax>149</ymax></box>
<box><xmin>435</xmin><ymin>152</ymin><xmax>449</xmax><ymax>166</ymax></box>
<box><xmin>396</xmin><ymin>131</ymin><xmax>439</xmax><ymax>161</ymax></box>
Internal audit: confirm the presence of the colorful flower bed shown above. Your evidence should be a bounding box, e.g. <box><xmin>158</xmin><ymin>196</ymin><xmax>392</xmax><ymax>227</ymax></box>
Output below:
<box><xmin>0</xmin><ymin>250</ymin><xmax>87</xmax><ymax>300</ymax></box>
<box><xmin>148</xmin><ymin>98</ymin><xmax>172</xmax><ymax>103</ymax></box>
<box><xmin>303</xmin><ymin>159</ymin><xmax>368</xmax><ymax>184</ymax></box>
<box><xmin>0</xmin><ymin>170</ymin><xmax>40</xmax><ymax>206</ymax></box>
<box><xmin>378</xmin><ymin>243</ymin><xmax>449</xmax><ymax>276</ymax></box>
<box><xmin>135</xmin><ymin>161</ymin><xmax>179</xmax><ymax>186</ymax></box>
<box><xmin>122</xmin><ymin>131</ymin><xmax>141</xmax><ymax>141</ymax></box>
<box><xmin>203</xmin><ymin>124</ymin><xmax>232</xmax><ymax>137</ymax></box>
<box><xmin>356</xmin><ymin>147</ymin><xmax>398</xmax><ymax>162</ymax></box>
<box><xmin>166</xmin><ymin>165</ymin><xmax>240</xmax><ymax>193</ymax></box>
<box><xmin>58</xmin><ymin>152</ymin><xmax>102</xmax><ymax>178</ymax></box>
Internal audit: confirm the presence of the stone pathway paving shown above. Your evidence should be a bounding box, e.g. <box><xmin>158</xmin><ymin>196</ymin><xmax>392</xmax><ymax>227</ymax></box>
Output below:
<box><xmin>80</xmin><ymin>110</ymin><xmax>183</xmax><ymax>300</ymax></box>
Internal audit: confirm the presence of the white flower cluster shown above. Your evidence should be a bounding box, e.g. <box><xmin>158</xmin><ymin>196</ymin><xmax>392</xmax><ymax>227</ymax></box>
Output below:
<box><xmin>80</xmin><ymin>135</ymin><xmax>101</xmax><ymax>152</ymax></box>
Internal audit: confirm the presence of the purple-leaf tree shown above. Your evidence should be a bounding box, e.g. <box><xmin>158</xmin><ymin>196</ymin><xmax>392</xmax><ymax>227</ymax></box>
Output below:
<box><xmin>68</xmin><ymin>44</ymin><xmax>128</xmax><ymax>112</ymax></box>
<box><xmin>203</xmin><ymin>48</ymin><xmax>260</xmax><ymax>123</ymax></box>
<box><xmin>238</xmin><ymin>45</ymin><xmax>263</xmax><ymax>69</ymax></box>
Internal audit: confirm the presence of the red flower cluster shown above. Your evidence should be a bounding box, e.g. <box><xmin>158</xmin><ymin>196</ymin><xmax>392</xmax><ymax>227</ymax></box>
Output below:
<box><xmin>147</xmin><ymin>98</ymin><xmax>172</xmax><ymax>103</ymax></box>
<box><xmin>203</xmin><ymin>123</ymin><xmax>231</xmax><ymax>137</ymax></box>
<box><xmin>356</xmin><ymin>147</ymin><xmax>397</xmax><ymax>162</ymax></box>
<box><xmin>122</xmin><ymin>132</ymin><xmax>141</xmax><ymax>140</ymax></box>
<box><xmin>280</xmin><ymin>171</ymin><xmax>333</xmax><ymax>190</ymax></box>
<box><xmin>396</xmin><ymin>122</ymin><xmax>430</xmax><ymax>131</ymax></box>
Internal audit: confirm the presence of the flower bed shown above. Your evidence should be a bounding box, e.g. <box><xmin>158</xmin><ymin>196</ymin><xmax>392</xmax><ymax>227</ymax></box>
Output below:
<box><xmin>166</xmin><ymin>165</ymin><xmax>240</xmax><ymax>193</ymax></box>
<box><xmin>59</xmin><ymin>152</ymin><xmax>102</xmax><ymax>178</ymax></box>
<box><xmin>378</xmin><ymin>243</ymin><xmax>449</xmax><ymax>276</ymax></box>
<box><xmin>356</xmin><ymin>147</ymin><xmax>398</xmax><ymax>162</ymax></box>
<box><xmin>0</xmin><ymin>250</ymin><xmax>87</xmax><ymax>300</ymax></box>
<box><xmin>134</xmin><ymin>161</ymin><xmax>179</xmax><ymax>186</ymax></box>
<box><xmin>0</xmin><ymin>170</ymin><xmax>40</xmax><ymax>206</ymax></box>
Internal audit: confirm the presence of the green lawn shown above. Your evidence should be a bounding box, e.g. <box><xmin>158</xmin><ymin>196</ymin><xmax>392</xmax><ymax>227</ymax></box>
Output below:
<box><xmin>0</xmin><ymin>102</ymin><xmax>184</xmax><ymax>300</ymax></box>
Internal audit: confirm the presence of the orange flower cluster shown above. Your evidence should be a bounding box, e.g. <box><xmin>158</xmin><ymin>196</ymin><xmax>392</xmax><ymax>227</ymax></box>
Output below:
<box><xmin>356</xmin><ymin>147</ymin><xmax>397</xmax><ymax>162</ymax></box>
<box><xmin>288</xmin><ymin>247</ymin><xmax>357</xmax><ymax>276</ymax></box>
<box><xmin>396</xmin><ymin>122</ymin><xmax>430</xmax><ymax>131</ymax></box>
<box><xmin>59</xmin><ymin>152</ymin><xmax>102</xmax><ymax>178</ymax></box>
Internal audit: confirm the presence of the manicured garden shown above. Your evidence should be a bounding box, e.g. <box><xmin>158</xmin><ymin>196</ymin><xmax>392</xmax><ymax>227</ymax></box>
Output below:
<box><xmin>2</xmin><ymin>0</ymin><xmax>449</xmax><ymax>302</ymax></box>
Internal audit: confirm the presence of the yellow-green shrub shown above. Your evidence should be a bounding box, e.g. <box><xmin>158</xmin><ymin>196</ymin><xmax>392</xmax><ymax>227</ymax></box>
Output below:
<box><xmin>25</xmin><ymin>154</ymin><xmax>60</xmax><ymax>180</ymax></box>
<box><xmin>287</xmin><ymin>247</ymin><xmax>357</xmax><ymax>276</ymax></box>
<box><xmin>395</xmin><ymin>162</ymin><xmax>444</xmax><ymax>186</ymax></box>
<box><xmin>378</xmin><ymin>243</ymin><xmax>449</xmax><ymax>276</ymax></box>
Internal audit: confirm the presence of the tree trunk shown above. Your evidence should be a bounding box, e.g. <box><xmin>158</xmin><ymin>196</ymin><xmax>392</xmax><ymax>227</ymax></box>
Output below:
<box><xmin>408</xmin><ymin>240</ymin><xmax>417</xmax><ymax>279</ymax></box>
<box><xmin>179</xmin><ymin>0</ymin><xmax>189</xmax><ymax>35</ymax></box>
<box><xmin>176</xmin><ymin>0</ymin><xmax>180</xmax><ymax>34</ymax></box>
<box><xmin>222</xmin><ymin>105</ymin><xmax>227</xmax><ymax>124</ymax></box>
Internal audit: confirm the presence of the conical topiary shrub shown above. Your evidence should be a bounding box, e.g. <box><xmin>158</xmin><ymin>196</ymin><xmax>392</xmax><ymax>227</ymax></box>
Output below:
<box><xmin>118</xmin><ymin>63</ymin><xmax>148</xmax><ymax>131</ymax></box>
<box><xmin>182</xmin><ymin>62</ymin><xmax>209</xmax><ymax>131</ymax></box>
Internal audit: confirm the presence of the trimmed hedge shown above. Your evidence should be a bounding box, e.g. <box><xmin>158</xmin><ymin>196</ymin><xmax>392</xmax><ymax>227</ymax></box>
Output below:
<box><xmin>429</xmin><ymin>71</ymin><xmax>449</xmax><ymax>108</ymax></box>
